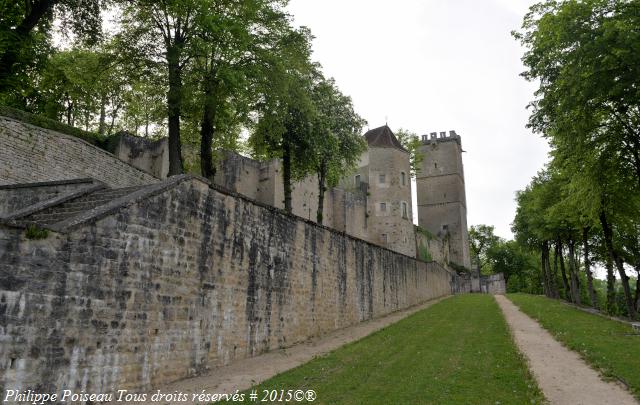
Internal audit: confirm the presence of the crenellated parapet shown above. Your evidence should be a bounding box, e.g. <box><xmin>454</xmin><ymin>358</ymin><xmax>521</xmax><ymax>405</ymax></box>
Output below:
<box><xmin>421</xmin><ymin>130</ymin><xmax>461</xmax><ymax>146</ymax></box>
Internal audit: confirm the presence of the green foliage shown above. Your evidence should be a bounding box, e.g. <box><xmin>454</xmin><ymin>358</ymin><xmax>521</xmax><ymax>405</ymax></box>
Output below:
<box><xmin>226</xmin><ymin>296</ymin><xmax>544</xmax><ymax>404</ymax></box>
<box><xmin>511</xmin><ymin>0</ymin><xmax>640</xmax><ymax>315</ymax></box>
<box><xmin>448</xmin><ymin>261</ymin><xmax>470</xmax><ymax>274</ymax></box>
<box><xmin>515</xmin><ymin>0</ymin><xmax>640</xmax><ymax>187</ymax></box>
<box><xmin>418</xmin><ymin>243</ymin><xmax>432</xmax><ymax>262</ymax></box>
<box><xmin>395</xmin><ymin>128</ymin><xmax>423</xmax><ymax>177</ymax></box>
<box><xmin>469</xmin><ymin>224</ymin><xmax>501</xmax><ymax>273</ymax></box>
<box><xmin>0</xmin><ymin>0</ymin><xmax>103</xmax><ymax>94</ymax></box>
<box><xmin>415</xmin><ymin>225</ymin><xmax>435</xmax><ymax>240</ymax></box>
<box><xmin>509</xmin><ymin>293</ymin><xmax>640</xmax><ymax>400</ymax></box>
<box><xmin>24</xmin><ymin>224</ymin><xmax>48</xmax><ymax>240</ymax></box>
<box><xmin>488</xmin><ymin>240</ymin><xmax>539</xmax><ymax>288</ymax></box>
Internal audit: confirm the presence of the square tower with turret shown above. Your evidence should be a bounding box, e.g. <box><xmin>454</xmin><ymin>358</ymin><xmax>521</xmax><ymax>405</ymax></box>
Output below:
<box><xmin>416</xmin><ymin>130</ymin><xmax>471</xmax><ymax>269</ymax></box>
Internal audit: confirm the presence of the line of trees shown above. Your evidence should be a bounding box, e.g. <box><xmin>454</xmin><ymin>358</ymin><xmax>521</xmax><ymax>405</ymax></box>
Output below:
<box><xmin>0</xmin><ymin>0</ymin><xmax>367</xmax><ymax>222</ymax></box>
<box><xmin>503</xmin><ymin>0</ymin><xmax>639</xmax><ymax>319</ymax></box>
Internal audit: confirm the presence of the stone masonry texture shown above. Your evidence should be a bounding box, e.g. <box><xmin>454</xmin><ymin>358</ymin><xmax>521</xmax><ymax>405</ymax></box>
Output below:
<box><xmin>0</xmin><ymin>176</ymin><xmax>455</xmax><ymax>395</ymax></box>
<box><xmin>0</xmin><ymin>117</ymin><xmax>158</xmax><ymax>187</ymax></box>
<box><xmin>0</xmin><ymin>179</ymin><xmax>95</xmax><ymax>217</ymax></box>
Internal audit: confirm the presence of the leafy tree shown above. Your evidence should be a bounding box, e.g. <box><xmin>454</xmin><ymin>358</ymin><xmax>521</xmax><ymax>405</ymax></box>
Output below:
<box><xmin>515</xmin><ymin>0</ymin><xmax>640</xmax><ymax>187</ymax></box>
<box><xmin>308</xmin><ymin>75</ymin><xmax>366</xmax><ymax>224</ymax></box>
<box><xmin>249</xmin><ymin>27</ymin><xmax>315</xmax><ymax>213</ymax></box>
<box><xmin>39</xmin><ymin>49</ymin><xmax>116</xmax><ymax>131</ymax></box>
<box><xmin>193</xmin><ymin>0</ymin><xmax>290</xmax><ymax>180</ymax></box>
<box><xmin>469</xmin><ymin>225</ymin><xmax>501</xmax><ymax>276</ymax></box>
<box><xmin>487</xmin><ymin>240</ymin><xmax>536</xmax><ymax>287</ymax></box>
<box><xmin>395</xmin><ymin>129</ymin><xmax>423</xmax><ymax>178</ymax></box>
<box><xmin>120</xmin><ymin>70</ymin><xmax>167</xmax><ymax>137</ymax></box>
<box><xmin>0</xmin><ymin>0</ymin><xmax>103</xmax><ymax>93</ymax></box>
<box><xmin>120</xmin><ymin>0</ymin><xmax>207</xmax><ymax>176</ymax></box>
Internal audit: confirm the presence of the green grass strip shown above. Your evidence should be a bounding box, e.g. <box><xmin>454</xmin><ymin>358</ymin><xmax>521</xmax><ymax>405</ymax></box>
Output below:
<box><xmin>508</xmin><ymin>293</ymin><xmax>640</xmax><ymax>400</ymax></box>
<box><xmin>229</xmin><ymin>295</ymin><xmax>544</xmax><ymax>404</ymax></box>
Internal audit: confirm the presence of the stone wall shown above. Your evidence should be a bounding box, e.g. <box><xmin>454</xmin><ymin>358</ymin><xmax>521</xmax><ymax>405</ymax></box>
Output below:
<box><xmin>0</xmin><ymin>116</ymin><xmax>158</xmax><ymax>187</ymax></box>
<box><xmin>0</xmin><ymin>178</ymin><xmax>96</xmax><ymax>217</ymax></box>
<box><xmin>113</xmin><ymin>133</ymin><xmax>169</xmax><ymax>179</ymax></box>
<box><xmin>415</xmin><ymin>226</ymin><xmax>450</xmax><ymax>267</ymax></box>
<box><xmin>481</xmin><ymin>274</ymin><xmax>507</xmax><ymax>294</ymax></box>
<box><xmin>214</xmin><ymin>151</ymin><xmax>367</xmax><ymax>240</ymax></box>
<box><xmin>0</xmin><ymin>176</ymin><xmax>456</xmax><ymax>395</ymax></box>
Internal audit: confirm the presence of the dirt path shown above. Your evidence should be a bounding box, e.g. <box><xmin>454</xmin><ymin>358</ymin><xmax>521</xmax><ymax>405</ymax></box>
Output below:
<box><xmin>134</xmin><ymin>295</ymin><xmax>450</xmax><ymax>404</ymax></box>
<box><xmin>495</xmin><ymin>295</ymin><xmax>638</xmax><ymax>405</ymax></box>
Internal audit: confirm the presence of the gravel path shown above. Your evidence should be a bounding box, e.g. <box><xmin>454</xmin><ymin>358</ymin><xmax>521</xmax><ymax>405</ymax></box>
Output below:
<box><xmin>495</xmin><ymin>294</ymin><xmax>638</xmax><ymax>405</ymax></box>
<box><xmin>133</xmin><ymin>295</ymin><xmax>450</xmax><ymax>404</ymax></box>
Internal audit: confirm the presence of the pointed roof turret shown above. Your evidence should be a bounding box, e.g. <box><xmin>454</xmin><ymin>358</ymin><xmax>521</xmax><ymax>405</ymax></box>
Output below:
<box><xmin>364</xmin><ymin>125</ymin><xmax>408</xmax><ymax>153</ymax></box>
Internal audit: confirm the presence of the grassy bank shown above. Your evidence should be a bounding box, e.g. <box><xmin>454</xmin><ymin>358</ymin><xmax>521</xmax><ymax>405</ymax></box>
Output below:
<box><xmin>229</xmin><ymin>295</ymin><xmax>544</xmax><ymax>404</ymax></box>
<box><xmin>508</xmin><ymin>293</ymin><xmax>640</xmax><ymax>400</ymax></box>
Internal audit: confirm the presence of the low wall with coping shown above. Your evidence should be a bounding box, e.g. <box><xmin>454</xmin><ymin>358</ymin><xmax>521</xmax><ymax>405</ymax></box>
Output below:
<box><xmin>0</xmin><ymin>176</ymin><xmax>456</xmax><ymax>395</ymax></box>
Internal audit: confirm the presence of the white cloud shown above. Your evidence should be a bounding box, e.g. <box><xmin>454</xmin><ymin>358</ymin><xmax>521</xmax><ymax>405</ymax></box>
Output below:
<box><xmin>288</xmin><ymin>0</ymin><xmax>549</xmax><ymax>240</ymax></box>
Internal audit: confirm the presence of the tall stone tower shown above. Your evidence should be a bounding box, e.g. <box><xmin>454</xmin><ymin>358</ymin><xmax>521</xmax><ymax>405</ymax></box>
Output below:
<box><xmin>348</xmin><ymin>125</ymin><xmax>416</xmax><ymax>257</ymax></box>
<box><xmin>416</xmin><ymin>130</ymin><xmax>471</xmax><ymax>269</ymax></box>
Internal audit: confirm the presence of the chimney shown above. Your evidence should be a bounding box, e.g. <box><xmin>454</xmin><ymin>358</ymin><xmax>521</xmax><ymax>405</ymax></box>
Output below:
<box><xmin>430</xmin><ymin>132</ymin><xmax>437</xmax><ymax>140</ymax></box>
<box><xmin>450</xmin><ymin>130</ymin><xmax>457</xmax><ymax>137</ymax></box>
<box><xmin>440</xmin><ymin>131</ymin><xmax>446</xmax><ymax>138</ymax></box>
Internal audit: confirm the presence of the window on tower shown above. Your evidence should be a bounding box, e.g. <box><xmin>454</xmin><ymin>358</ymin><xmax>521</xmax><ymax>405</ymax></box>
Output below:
<box><xmin>401</xmin><ymin>171</ymin><xmax>406</xmax><ymax>186</ymax></box>
<box><xmin>380</xmin><ymin>202</ymin><xmax>387</xmax><ymax>212</ymax></box>
<box><xmin>401</xmin><ymin>201</ymin><xmax>408</xmax><ymax>219</ymax></box>
<box><xmin>355</xmin><ymin>174</ymin><xmax>361</xmax><ymax>187</ymax></box>
<box><xmin>379</xmin><ymin>174</ymin><xmax>386</xmax><ymax>184</ymax></box>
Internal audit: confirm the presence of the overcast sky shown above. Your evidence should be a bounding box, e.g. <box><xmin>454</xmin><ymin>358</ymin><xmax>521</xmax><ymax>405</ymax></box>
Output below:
<box><xmin>287</xmin><ymin>0</ymin><xmax>550</xmax><ymax>240</ymax></box>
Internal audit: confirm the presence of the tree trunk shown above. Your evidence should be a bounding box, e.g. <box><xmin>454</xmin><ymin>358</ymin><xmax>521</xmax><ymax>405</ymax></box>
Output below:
<box><xmin>556</xmin><ymin>240</ymin><xmax>571</xmax><ymax>301</ymax></box>
<box><xmin>0</xmin><ymin>0</ymin><xmax>56</xmax><ymax>92</ymax></box>
<box><xmin>545</xmin><ymin>241</ymin><xmax>559</xmax><ymax>298</ymax></box>
<box><xmin>547</xmin><ymin>243</ymin><xmax>560</xmax><ymax>298</ymax></box>
<box><xmin>635</xmin><ymin>269</ymin><xmax>640</xmax><ymax>313</ymax></box>
<box><xmin>65</xmin><ymin>94</ymin><xmax>73</xmax><ymax>126</ymax></box>
<box><xmin>316</xmin><ymin>162</ymin><xmax>327</xmax><ymax>224</ymax></box>
<box><xmin>568</xmin><ymin>239</ymin><xmax>581</xmax><ymax>305</ymax></box>
<box><xmin>166</xmin><ymin>44</ymin><xmax>184</xmax><ymax>176</ymax></box>
<box><xmin>605</xmin><ymin>255</ymin><xmax>616</xmax><ymax>314</ymax></box>
<box><xmin>541</xmin><ymin>242</ymin><xmax>551</xmax><ymax>297</ymax></box>
<box><xmin>107</xmin><ymin>103</ymin><xmax>120</xmax><ymax>136</ymax></box>
<box><xmin>599</xmin><ymin>210</ymin><xmax>637</xmax><ymax>319</ymax></box>
<box><xmin>282</xmin><ymin>137</ymin><xmax>292</xmax><ymax>213</ymax></box>
<box><xmin>98</xmin><ymin>94</ymin><xmax>107</xmax><ymax>135</ymax></box>
<box><xmin>582</xmin><ymin>227</ymin><xmax>597</xmax><ymax>308</ymax></box>
<box><xmin>200</xmin><ymin>74</ymin><xmax>217</xmax><ymax>181</ymax></box>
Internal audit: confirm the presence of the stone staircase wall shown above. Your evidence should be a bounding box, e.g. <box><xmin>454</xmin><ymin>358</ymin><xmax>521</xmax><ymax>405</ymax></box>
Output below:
<box><xmin>0</xmin><ymin>116</ymin><xmax>158</xmax><ymax>187</ymax></box>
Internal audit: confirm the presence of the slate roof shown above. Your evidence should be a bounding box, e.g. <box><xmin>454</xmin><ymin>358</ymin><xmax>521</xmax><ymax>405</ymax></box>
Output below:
<box><xmin>364</xmin><ymin>125</ymin><xmax>408</xmax><ymax>153</ymax></box>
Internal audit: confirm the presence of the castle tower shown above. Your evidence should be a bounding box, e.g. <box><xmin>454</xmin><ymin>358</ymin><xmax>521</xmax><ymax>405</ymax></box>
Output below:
<box><xmin>416</xmin><ymin>130</ymin><xmax>471</xmax><ymax>269</ymax></box>
<box><xmin>356</xmin><ymin>125</ymin><xmax>416</xmax><ymax>257</ymax></box>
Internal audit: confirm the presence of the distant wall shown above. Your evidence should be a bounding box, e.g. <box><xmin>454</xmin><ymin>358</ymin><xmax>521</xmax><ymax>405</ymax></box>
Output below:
<box><xmin>0</xmin><ymin>116</ymin><xmax>158</xmax><ymax>187</ymax></box>
<box><xmin>0</xmin><ymin>176</ymin><xmax>456</xmax><ymax>394</ymax></box>
<box><xmin>214</xmin><ymin>151</ymin><xmax>368</xmax><ymax>240</ymax></box>
<box><xmin>482</xmin><ymin>274</ymin><xmax>507</xmax><ymax>295</ymax></box>
<box><xmin>113</xmin><ymin>133</ymin><xmax>169</xmax><ymax>179</ymax></box>
<box><xmin>0</xmin><ymin>178</ymin><xmax>95</xmax><ymax>217</ymax></box>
